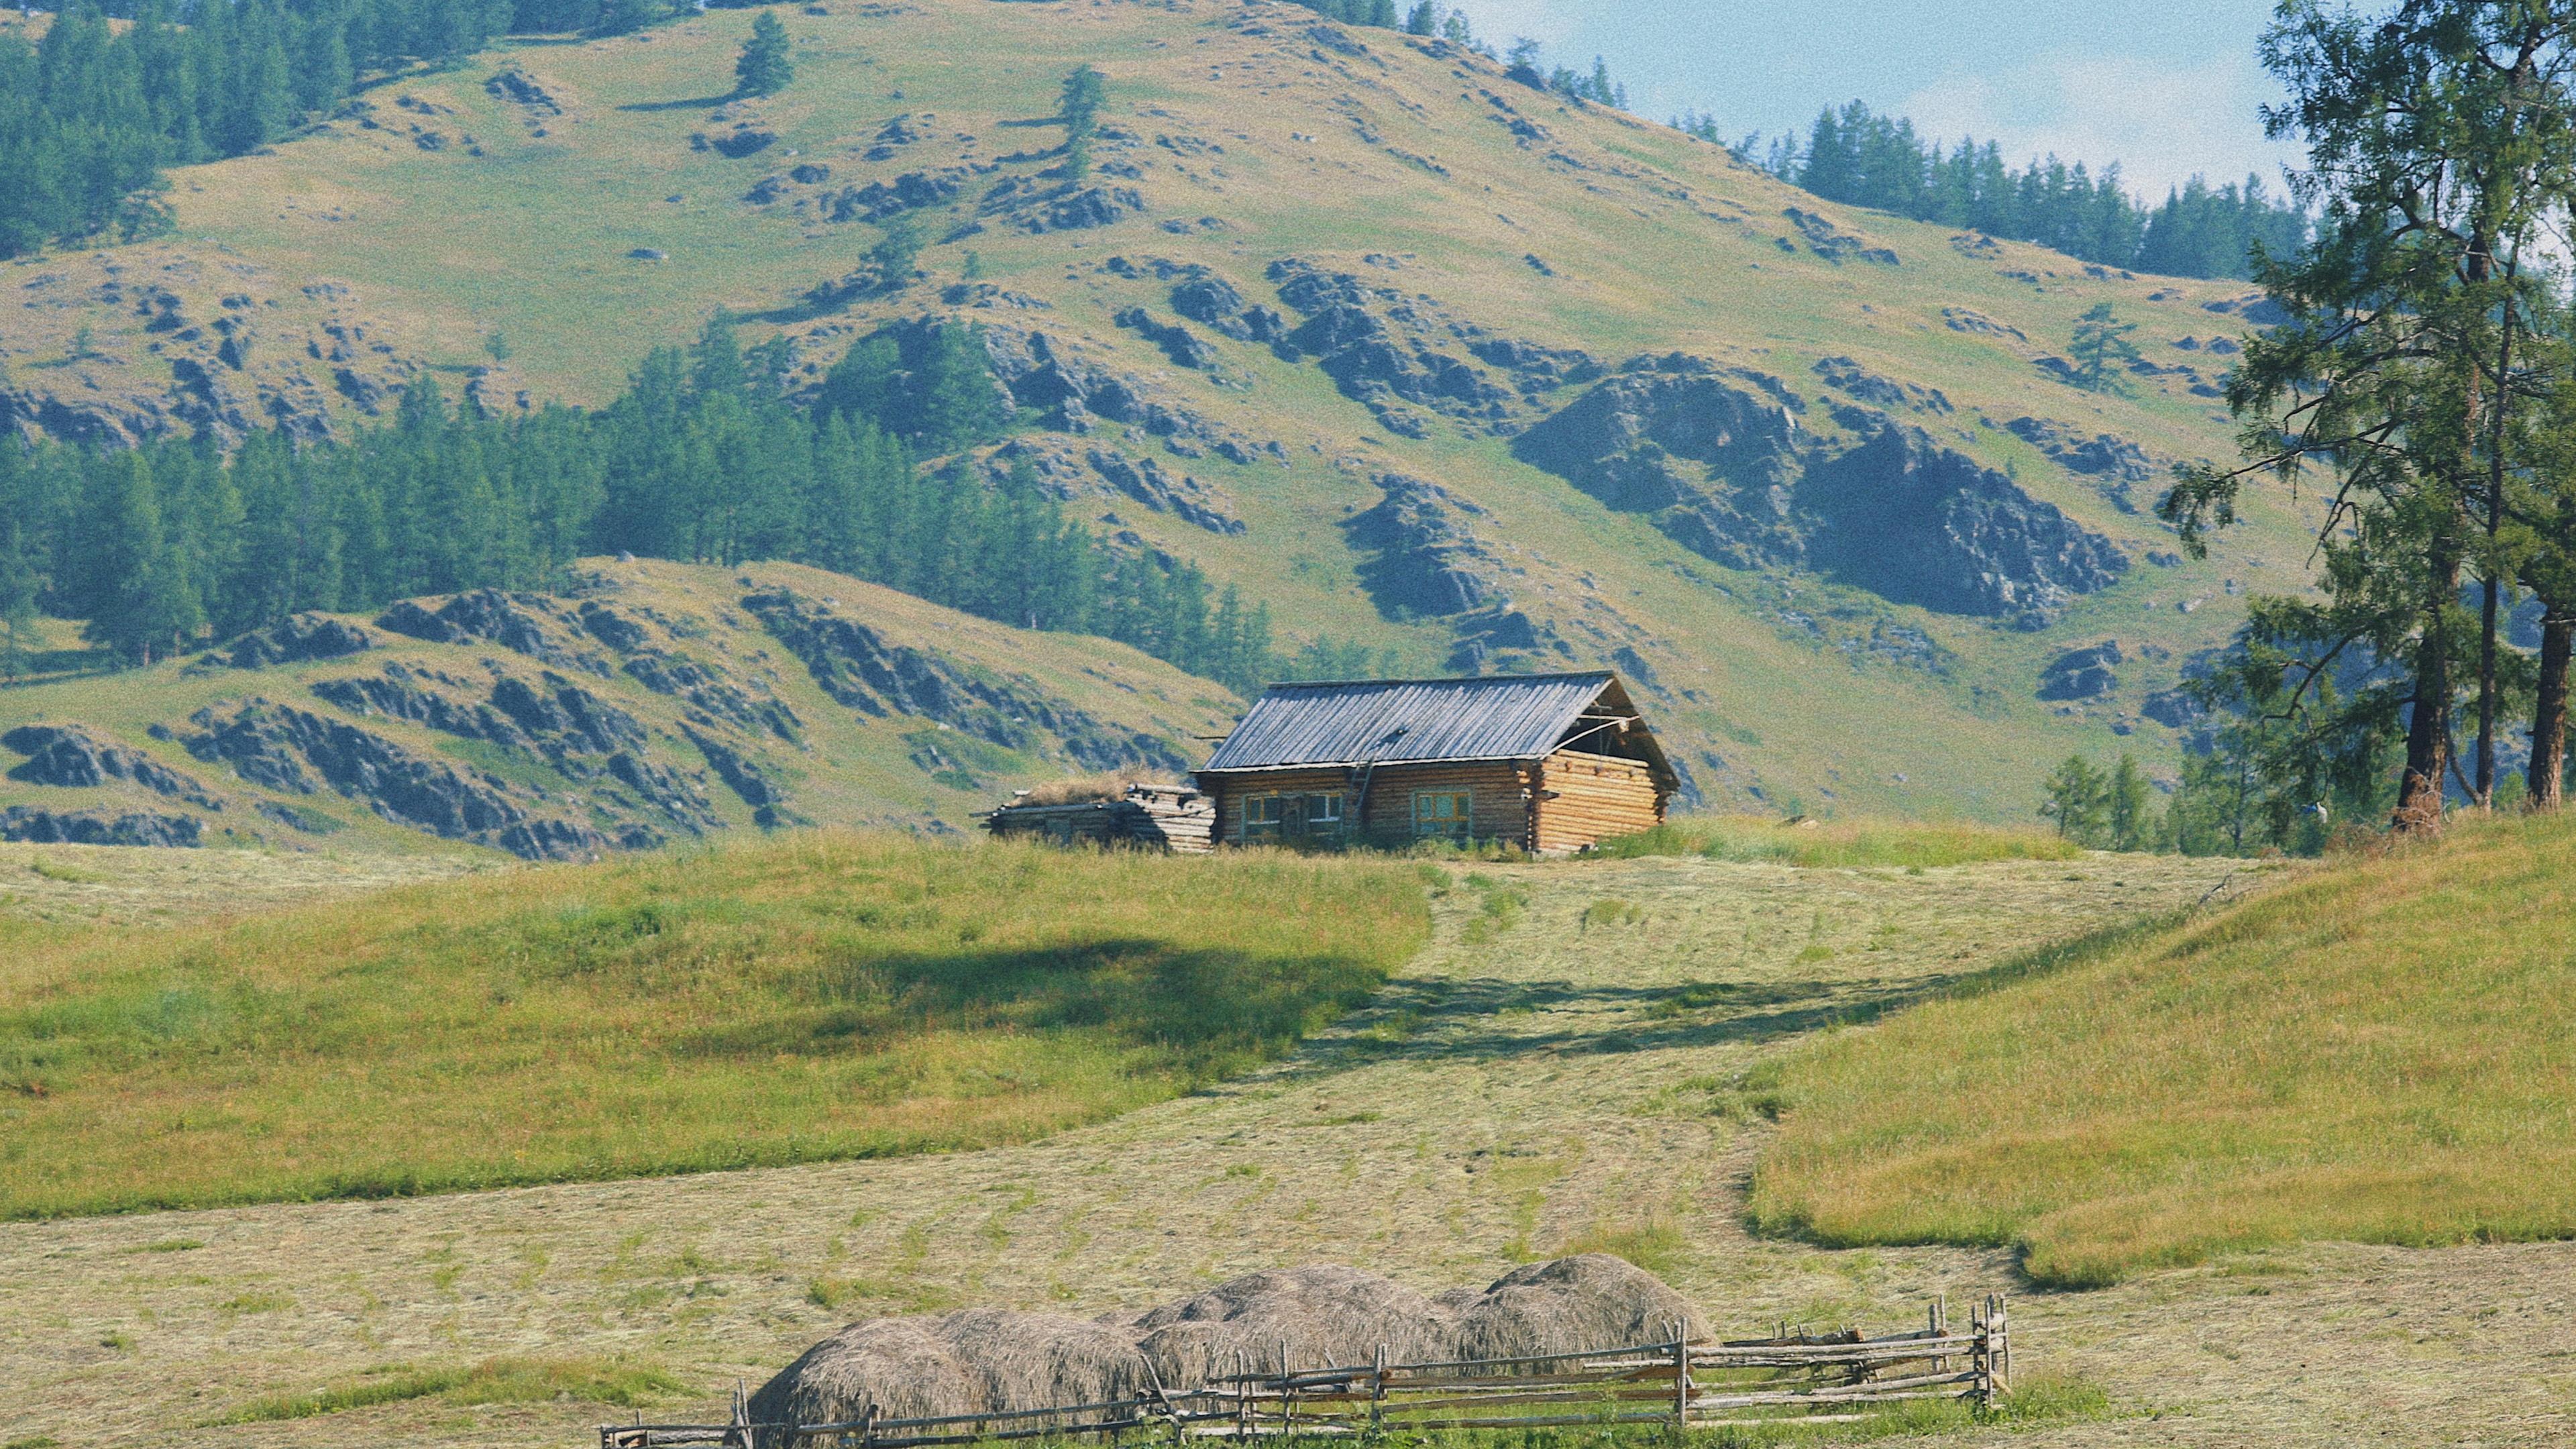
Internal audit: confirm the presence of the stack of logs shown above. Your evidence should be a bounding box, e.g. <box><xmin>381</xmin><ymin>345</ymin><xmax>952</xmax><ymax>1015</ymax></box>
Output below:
<box><xmin>982</xmin><ymin>784</ymin><xmax>1215</xmax><ymax>853</ymax></box>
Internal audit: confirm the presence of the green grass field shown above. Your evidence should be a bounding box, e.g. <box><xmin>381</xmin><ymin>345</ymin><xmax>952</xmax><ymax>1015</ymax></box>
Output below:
<box><xmin>1748</xmin><ymin>812</ymin><xmax>2576</xmax><ymax>1287</ymax></box>
<box><xmin>0</xmin><ymin>832</ymin><xmax>1426</xmax><ymax>1218</ymax></box>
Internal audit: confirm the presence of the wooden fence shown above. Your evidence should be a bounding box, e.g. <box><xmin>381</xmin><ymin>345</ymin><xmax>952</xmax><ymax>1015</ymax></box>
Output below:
<box><xmin>600</xmin><ymin>1296</ymin><xmax>2008</xmax><ymax>1448</ymax></box>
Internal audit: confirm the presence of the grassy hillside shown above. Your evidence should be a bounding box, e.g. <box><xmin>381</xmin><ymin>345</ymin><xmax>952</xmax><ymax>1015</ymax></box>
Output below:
<box><xmin>0</xmin><ymin>555</ymin><xmax>1238</xmax><ymax>856</ymax></box>
<box><xmin>1748</xmin><ymin>814</ymin><xmax>2576</xmax><ymax>1287</ymax></box>
<box><xmin>0</xmin><ymin>830</ymin><xmax>1426</xmax><ymax>1218</ymax></box>
<box><xmin>0</xmin><ymin>0</ymin><xmax>2328</xmax><ymax>820</ymax></box>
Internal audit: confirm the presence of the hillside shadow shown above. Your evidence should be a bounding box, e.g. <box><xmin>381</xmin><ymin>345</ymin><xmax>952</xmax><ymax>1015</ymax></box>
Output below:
<box><xmin>1280</xmin><ymin>914</ymin><xmax>2177</xmax><ymax>1076</ymax></box>
<box><xmin>662</xmin><ymin>936</ymin><xmax>1389</xmax><ymax>1066</ymax></box>
<box><xmin>619</xmin><ymin>94</ymin><xmax>738</xmax><ymax>113</ymax></box>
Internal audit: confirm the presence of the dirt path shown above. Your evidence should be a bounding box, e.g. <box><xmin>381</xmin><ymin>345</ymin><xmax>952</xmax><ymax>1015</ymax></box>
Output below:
<box><xmin>6</xmin><ymin>850</ymin><xmax>2569</xmax><ymax>1446</ymax></box>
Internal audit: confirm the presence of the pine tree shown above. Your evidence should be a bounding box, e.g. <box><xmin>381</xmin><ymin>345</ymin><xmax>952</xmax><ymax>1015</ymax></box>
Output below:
<box><xmin>908</xmin><ymin>324</ymin><xmax>1006</xmax><ymax>454</ymax></box>
<box><xmin>83</xmin><ymin>451</ymin><xmax>201</xmax><ymax>664</ymax></box>
<box><xmin>1403</xmin><ymin>2</ymin><xmax>1438</xmax><ymax>36</ymax></box>
<box><xmin>735</xmin><ymin>11</ymin><xmax>794</xmax><ymax>99</ymax></box>
<box><xmin>591</xmin><ymin>0</ymin><xmax>660</xmax><ymax>36</ymax></box>
<box><xmin>2106</xmin><ymin>755</ymin><xmax>2155</xmax><ymax>852</ymax></box>
<box><xmin>869</xmin><ymin>213</ymin><xmax>926</xmax><ymax>292</ymax></box>
<box><xmin>2039</xmin><ymin>755</ymin><xmax>2109</xmax><ymax>846</ymax></box>
<box><xmin>2164</xmin><ymin>3</ymin><xmax>2576</xmax><ymax>833</ymax></box>
<box><xmin>0</xmin><ymin>447</ymin><xmax>38</xmax><ymax>680</ymax></box>
<box><xmin>2068</xmin><ymin>303</ymin><xmax>2141</xmax><ymax>394</ymax></box>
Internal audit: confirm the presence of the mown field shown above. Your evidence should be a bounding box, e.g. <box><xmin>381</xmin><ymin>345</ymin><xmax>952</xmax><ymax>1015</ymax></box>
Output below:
<box><xmin>1751</xmin><ymin>811</ymin><xmax>2576</xmax><ymax>1287</ymax></box>
<box><xmin>1590</xmin><ymin>814</ymin><xmax>2083</xmax><ymax>869</ymax></box>
<box><xmin>0</xmin><ymin>833</ymin><xmax>1426</xmax><ymax>1218</ymax></box>
<box><xmin>13</xmin><ymin>821</ymin><xmax>2576</xmax><ymax>1447</ymax></box>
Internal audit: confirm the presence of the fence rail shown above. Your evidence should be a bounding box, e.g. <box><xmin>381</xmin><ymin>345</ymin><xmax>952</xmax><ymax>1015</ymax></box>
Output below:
<box><xmin>600</xmin><ymin>1295</ymin><xmax>2009</xmax><ymax>1449</ymax></box>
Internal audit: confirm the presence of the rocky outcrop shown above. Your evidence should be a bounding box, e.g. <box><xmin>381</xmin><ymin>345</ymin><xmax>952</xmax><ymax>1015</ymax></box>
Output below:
<box><xmin>1799</xmin><ymin>426</ymin><xmax>2127</xmax><ymax>622</ymax></box>
<box><xmin>1084</xmin><ymin>449</ymin><xmax>1244</xmax><ymax>534</ymax></box>
<box><xmin>682</xmin><ymin>722</ymin><xmax>786</xmax><ymax>824</ymax></box>
<box><xmin>313</xmin><ymin>663</ymin><xmax>717</xmax><ymax>833</ymax></box>
<box><xmin>0</xmin><ymin>807</ymin><xmax>202</xmax><ymax>847</ymax></box>
<box><xmin>1812</xmin><ymin>357</ymin><xmax>1950</xmax><ymax>415</ymax></box>
<box><xmin>1512</xmin><ymin>357</ymin><xmax>1807</xmax><ymax>570</ymax></box>
<box><xmin>485</xmin><ymin>69</ymin><xmax>561</xmax><ymax>115</ymax></box>
<box><xmin>218</xmin><ymin>614</ymin><xmax>374</xmax><ymax>667</ymax></box>
<box><xmin>2141</xmin><ymin>686</ymin><xmax>2207</xmax><ymax>731</ymax></box>
<box><xmin>2002</xmin><ymin>416</ymin><xmax>2160</xmax><ymax>512</ymax></box>
<box><xmin>3</xmin><ymin>724</ymin><xmax>223</xmax><ymax>807</ymax></box>
<box><xmin>2039</xmin><ymin>641</ymin><xmax>2123</xmax><ymax>701</ymax></box>
<box><xmin>1516</xmin><ymin>357</ymin><xmax>2126</xmax><ymax>622</ymax></box>
<box><xmin>376</xmin><ymin>589</ymin><xmax>608</xmax><ymax>675</ymax></box>
<box><xmin>1344</xmin><ymin>472</ymin><xmax>1503</xmax><ymax>618</ymax></box>
<box><xmin>1169</xmin><ymin>276</ymin><xmax>1287</xmax><ymax>343</ymax></box>
<box><xmin>988</xmin><ymin>182</ymin><xmax>1145</xmax><ymax>233</ymax></box>
<box><xmin>975</xmin><ymin>322</ymin><xmax>1276</xmax><ymax>461</ymax></box>
<box><xmin>1114</xmin><ymin>307</ymin><xmax>1222</xmax><ymax>370</ymax></box>
<box><xmin>1941</xmin><ymin>307</ymin><xmax>2027</xmax><ymax>343</ymax></box>
<box><xmin>181</xmin><ymin>698</ymin><xmax>598</xmax><ymax>859</ymax></box>
<box><xmin>744</xmin><ymin>588</ymin><xmax>1189</xmax><ymax>772</ymax></box>
<box><xmin>1266</xmin><ymin>259</ymin><xmax>1516</xmax><ymax>433</ymax></box>
<box><xmin>827</xmin><ymin>168</ymin><xmax>971</xmax><ymax>223</ymax></box>
<box><xmin>1784</xmin><ymin>207</ymin><xmax>1898</xmax><ymax>266</ymax></box>
<box><xmin>619</xmin><ymin>649</ymin><xmax>804</xmax><ymax>743</ymax></box>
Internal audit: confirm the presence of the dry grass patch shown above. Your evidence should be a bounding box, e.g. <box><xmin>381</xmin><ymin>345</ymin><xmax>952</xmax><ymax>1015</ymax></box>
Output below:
<box><xmin>1750</xmin><ymin>812</ymin><xmax>2576</xmax><ymax>1285</ymax></box>
<box><xmin>0</xmin><ymin>832</ymin><xmax>1425</xmax><ymax>1218</ymax></box>
<box><xmin>1594</xmin><ymin>817</ymin><xmax>2082</xmax><ymax>870</ymax></box>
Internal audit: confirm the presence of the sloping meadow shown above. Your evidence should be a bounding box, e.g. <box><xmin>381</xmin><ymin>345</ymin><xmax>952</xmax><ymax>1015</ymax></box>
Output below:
<box><xmin>1748</xmin><ymin>812</ymin><xmax>2576</xmax><ymax>1287</ymax></box>
<box><xmin>0</xmin><ymin>833</ymin><xmax>1426</xmax><ymax>1218</ymax></box>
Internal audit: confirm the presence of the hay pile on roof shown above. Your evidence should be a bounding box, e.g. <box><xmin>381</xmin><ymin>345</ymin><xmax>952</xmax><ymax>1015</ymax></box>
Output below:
<box><xmin>753</xmin><ymin>1255</ymin><xmax>1699</xmax><ymax>1430</ymax></box>
<box><xmin>748</xmin><ymin>1308</ymin><xmax>1148</xmax><ymax>1440</ymax></box>
<box><xmin>1014</xmin><ymin>770</ymin><xmax>1184</xmax><ymax>806</ymax></box>
<box><xmin>1439</xmin><ymin>1254</ymin><xmax>1703</xmax><ymax>1360</ymax></box>
<box><xmin>1126</xmin><ymin>1264</ymin><xmax>1456</xmax><ymax>1386</ymax></box>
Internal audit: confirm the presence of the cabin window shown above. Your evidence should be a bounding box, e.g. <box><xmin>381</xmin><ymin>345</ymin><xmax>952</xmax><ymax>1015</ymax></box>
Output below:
<box><xmin>1413</xmin><ymin>790</ymin><xmax>1472</xmax><ymax>843</ymax></box>
<box><xmin>1242</xmin><ymin>793</ymin><xmax>1286</xmax><ymax>840</ymax></box>
<box><xmin>1240</xmin><ymin>791</ymin><xmax>1345</xmax><ymax>842</ymax></box>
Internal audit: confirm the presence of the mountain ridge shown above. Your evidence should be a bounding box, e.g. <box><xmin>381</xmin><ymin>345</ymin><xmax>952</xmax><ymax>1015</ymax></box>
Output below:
<box><xmin>0</xmin><ymin>0</ymin><xmax>2325</xmax><ymax>820</ymax></box>
<box><xmin>0</xmin><ymin>557</ymin><xmax>1237</xmax><ymax>856</ymax></box>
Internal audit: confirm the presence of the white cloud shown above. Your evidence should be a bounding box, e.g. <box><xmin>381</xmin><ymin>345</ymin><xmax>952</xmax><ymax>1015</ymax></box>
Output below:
<box><xmin>1896</xmin><ymin>49</ymin><xmax>2300</xmax><ymax>199</ymax></box>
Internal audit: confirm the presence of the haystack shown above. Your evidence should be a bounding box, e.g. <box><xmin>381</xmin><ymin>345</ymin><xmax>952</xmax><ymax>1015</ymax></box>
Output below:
<box><xmin>1125</xmin><ymin>1265</ymin><xmax>1457</xmax><ymax>1386</ymax></box>
<box><xmin>753</xmin><ymin>1254</ymin><xmax>1705</xmax><ymax>1436</ymax></box>
<box><xmin>748</xmin><ymin>1308</ymin><xmax>1149</xmax><ymax>1439</ymax></box>
<box><xmin>1439</xmin><ymin>1254</ymin><xmax>1703</xmax><ymax>1360</ymax></box>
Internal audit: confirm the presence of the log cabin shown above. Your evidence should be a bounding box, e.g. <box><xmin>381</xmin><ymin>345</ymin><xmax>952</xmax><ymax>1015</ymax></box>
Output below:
<box><xmin>1194</xmin><ymin>672</ymin><xmax>1678</xmax><ymax>853</ymax></box>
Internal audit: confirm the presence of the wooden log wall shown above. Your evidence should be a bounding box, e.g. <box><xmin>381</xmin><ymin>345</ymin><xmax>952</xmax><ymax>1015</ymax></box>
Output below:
<box><xmin>1533</xmin><ymin>749</ymin><xmax>1664</xmax><ymax>853</ymax></box>
<box><xmin>1201</xmin><ymin>762</ymin><xmax>1540</xmax><ymax>849</ymax></box>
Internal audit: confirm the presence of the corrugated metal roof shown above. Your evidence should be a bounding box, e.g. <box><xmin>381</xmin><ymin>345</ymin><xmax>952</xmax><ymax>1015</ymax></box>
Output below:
<box><xmin>1201</xmin><ymin>673</ymin><xmax>1620</xmax><ymax>771</ymax></box>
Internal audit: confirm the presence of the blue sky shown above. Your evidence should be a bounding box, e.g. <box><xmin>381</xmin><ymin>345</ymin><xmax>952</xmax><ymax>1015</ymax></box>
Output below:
<box><xmin>1448</xmin><ymin>1</ymin><xmax>2303</xmax><ymax>199</ymax></box>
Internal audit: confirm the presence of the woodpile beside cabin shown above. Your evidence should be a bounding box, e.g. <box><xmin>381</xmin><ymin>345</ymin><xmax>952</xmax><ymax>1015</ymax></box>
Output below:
<box><xmin>1194</xmin><ymin>672</ymin><xmax>1676</xmax><ymax>854</ymax></box>
<box><xmin>983</xmin><ymin>784</ymin><xmax>1215</xmax><ymax>852</ymax></box>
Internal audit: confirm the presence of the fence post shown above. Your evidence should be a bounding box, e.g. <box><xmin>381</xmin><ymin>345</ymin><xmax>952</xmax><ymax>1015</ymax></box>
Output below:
<box><xmin>1990</xmin><ymin>1295</ymin><xmax>2010</xmax><ymax>1399</ymax></box>
<box><xmin>1371</xmin><ymin>1343</ymin><xmax>1387</xmax><ymax>1438</ymax></box>
<box><xmin>1670</xmin><ymin>1326</ymin><xmax>1690</xmax><ymax>1430</ymax></box>
<box><xmin>1278</xmin><ymin>1339</ymin><xmax>1293</xmax><ymax>1441</ymax></box>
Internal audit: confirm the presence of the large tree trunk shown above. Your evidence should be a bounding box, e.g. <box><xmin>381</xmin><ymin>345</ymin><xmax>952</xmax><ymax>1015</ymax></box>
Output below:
<box><xmin>2477</xmin><ymin>574</ymin><xmax>2500</xmax><ymax>804</ymax></box>
<box><xmin>2394</xmin><ymin>551</ymin><xmax>2460</xmax><ymax>833</ymax></box>
<box><xmin>2531</xmin><ymin>614</ymin><xmax>2572</xmax><ymax>808</ymax></box>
